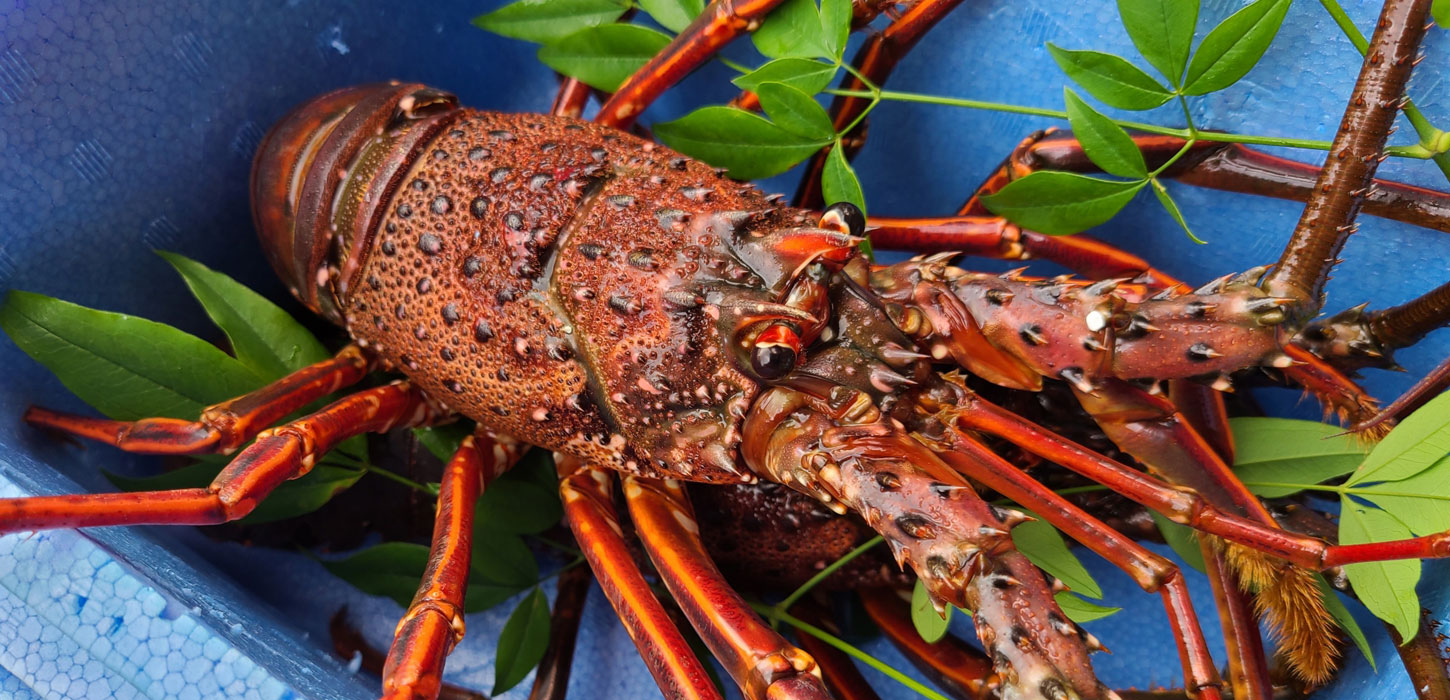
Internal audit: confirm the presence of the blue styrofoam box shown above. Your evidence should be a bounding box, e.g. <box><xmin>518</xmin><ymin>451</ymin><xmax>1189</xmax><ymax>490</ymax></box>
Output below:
<box><xmin>1</xmin><ymin>0</ymin><xmax>1448</xmax><ymax>698</ymax></box>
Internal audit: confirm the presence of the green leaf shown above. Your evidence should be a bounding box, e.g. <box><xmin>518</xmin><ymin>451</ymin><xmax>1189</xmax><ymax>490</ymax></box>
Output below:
<box><xmin>1116</xmin><ymin>0</ymin><xmax>1198</xmax><ymax>86</ymax></box>
<box><xmin>1011</xmin><ymin>516</ymin><xmax>1102</xmax><ymax>599</ymax></box>
<box><xmin>472</xmin><ymin>0</ymin><xmax>627</xmax><ymax>44</ymax></box>
<box><xmin>1356</xmin><ymin>454</ymin><xmax>1450</xmax><ymax>536</ymax></box>
<box><xmin>414</xmin><ymin>421</ymin><xmax>476</xmax><ymax>462</ymax></box>
<box><xmin>1151</xmin><ymin>179</ymin><xmax>1205</xmax><ymax>244</ymax></box>
<box><xmin>1229</xmin><ymin>417</ymin><xmax>1368</xmax><ymax>497</ymax></box>
<box><xmin>756</xmin><ymin>82</ymin><xmax>835</xmax><ymax>140</ymax></box>
<box><xmin>474</xmin><ymin>532</ymin><xmax>541</xmax><ymax>590</ymax></box>
<box><xmin>639</xmin><ymin>0</ymin><xmax>704</xmax><ymax>33</ymax></box>
<box><xmin>979</xmin><ymin>172</ymin><xmax>1146</xmax><ymax>235</ymax></box>
<box><xmin>1063</xmin><ymin>87</ymin><xmax>1148</xmax><ymax>178</ymax></box>
<box><xmin>1053</xmin><ymin>592</ymin><xmax>1121</xmax><ymax>623</ymax></box>
<box><xmin>1182</xmin><ymin>0</ymin><xmax>1291</xmax><ymax>96</ymax></box>
<box><xmin>752</xmin><ymin>0</ymin><xmax>829</xmax><ymax>59</ymax></box>
<box><xmin>1149</xmin><ymin>511</ymin><xmax>1207</xmax><ymax>573</ymax></box>
<box><xmin>158</xmin><ymin>252</ymin><xmax>328</xmax><ymax>380</ymax></box>
<box><xmin>1435</xmin><ymin>0</ymin><xmax>1450</xmax><ymax>27</ymax></box>
<box><xmin>654</xmin><ymin>106</ymin><xmax>829</xmax><ymax>179</ymax></box>
<box><xmin>822</xmin><ymin>146</ymin><xmax>867</xmax><ymax>217</ymax></box>
<box><xmin>493</xmin><ymin>588</ymin><xmax>552</xmax><ymax>695</ymax></box>
<box><xmin>910</xmin><ymin>579</ymin><xmax>950</xmax><ymax>643</ymax></box>
<box><xmin>1047</xmin><ymin>45</ymin><xmax>1174</xmax><ymax>110</ymax></box>
<box><xmin>1350</xmin><ymin>390</ymin><xmax>1450</xmax><ymax>485</ymax></box>
<box><xmin>1314</xmin><ymin>573</ymin><xmax>1376</xmax><ymax>669</ymax></box>
<box><xmin>537</xmin><ymin>24</ymin><xmax>673</xmax><ymax>92</ymax></box>
<box><xmin>475</xmin><ymin>478</ymin><xmax>564</xmax><ymax>535</ymax></box>
<box><xmin>322</xmin><ymin>542</ymin><xmax>530</xmax><ymax>613</ymax></box>
<box><xmin>1340</xmin><ymin>502</ymin><xmax>1421</xmax><ymax>641</ymax></box>
<box><xmin>818</xmin><ymin>0</ymin><xmax>851</xmax><ymax>59</ymax></box>
<box><xmin>0</xmin><ymin>290</ymin><xmax>263</xmax><ymax>421</ymax></box>
<box><xmin>514</xmin><ymin>447</ymin><xmax>563</xmax><ymax>493</ymax></box>
<box><xmin>733</xmin><ymin>58</ymin><xmax>840</xmax><ymax>96</ymax></box>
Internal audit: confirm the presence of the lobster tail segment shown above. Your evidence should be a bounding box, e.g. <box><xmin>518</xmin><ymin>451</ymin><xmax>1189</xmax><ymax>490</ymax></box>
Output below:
<box><xmin>742</xmin><ymin>387</ymin><xmax>1107</xmax><ymax>700</ymax></box>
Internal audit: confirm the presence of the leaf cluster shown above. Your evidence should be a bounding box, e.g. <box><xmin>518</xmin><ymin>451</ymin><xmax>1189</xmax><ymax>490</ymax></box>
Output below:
<box><xmin>981</xmin><ymin>0</ymin><xmax>1291</xmax><ymax>240</ymax></box>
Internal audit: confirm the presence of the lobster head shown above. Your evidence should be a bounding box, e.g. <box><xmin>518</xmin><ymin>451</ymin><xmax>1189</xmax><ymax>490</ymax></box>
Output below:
<box><xmin>251</xmin><ymin>82</ymin><xmax>462</xmax><ymax>325</ymax></box>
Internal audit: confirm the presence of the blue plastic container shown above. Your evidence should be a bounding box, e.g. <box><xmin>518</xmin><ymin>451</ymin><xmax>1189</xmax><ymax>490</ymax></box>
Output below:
<box><xmin>1</xmin><ymin>0</ymin><xmax>1447</xmax><ymax>698</ymax></box>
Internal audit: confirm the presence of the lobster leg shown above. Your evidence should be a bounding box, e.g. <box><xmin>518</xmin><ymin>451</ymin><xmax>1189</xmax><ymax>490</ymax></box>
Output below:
<box><xmin>789</xmin><ymin>602</ymin><xmax>884</xmax><ymax>700</ymax></box>
<box><xmin>944</xmin><ymin>388</ymin><xmax>1450</xmax><ymax>568</ymax></box>
<box><xmin>595</xmin><ymin>0</ymin><xmax>787</xmax><ymax>129</ymax></box>
<box><xmin>857</xmin><ymin>588</ymin><xmax>998</xmax><ymax>700</ymax></box>
<box><xmin>621</xmin><ymin>475</ymin><xmax>832</xmax><ymax>700</ymax></box>
<box><xmin>555</xmin><ymin>456</ymin><xmax>725</xmax><ymax>700</ymax></box>
<box><xmin>1300</xmin><ymin>279</ymin><xmax>1450</xmax><ymax>373</ymax></box>
<box><xmin>0</xmin><ymin>381</ymin><xmax>438</xmax><ymax>534</ymax></box>
<box><xmin>1353</xmin><ymin>353</ymin><xmax>1450</xmax><ymax>433</ymax></box>
<box><xmin>382</xmin><ymin>431</ymin><xmax>522</xmax><ymax>700</ymax></box>
<box><xmin>922</xmin><ymin>425</ymin><xmax>1223</xmax><ymax>699</ymax></box>
<box><xmin>23</xmin><ymin>344</ymin><xmax>370</xmax><ymax>454</ymax></box>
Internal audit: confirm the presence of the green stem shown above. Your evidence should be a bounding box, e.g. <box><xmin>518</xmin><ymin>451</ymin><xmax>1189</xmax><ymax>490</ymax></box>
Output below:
<box><xmin>1175</xmin><ymin>93</ymin><xmax>1198</xmax><ymax>139</ymax></box>
<box><xmin>530</xmin><ymin>534</ymin><xmax>584</xmax><ymax>557</ymax></box>
<box><xmin>750</xmin><ymin>603</ymin><xmax>952</xmax><ymax>700</ymax></box>
<box><xmin>1316</xmin><ymin>0</ymin><xmax>1450</xmax><ymax>180</ymax></box>
<box><xmin>1149</xmin><ymin>137</ymin><xmax>1199</xmax><ymax>178</ymax></box>
<box><xmin>773</xmin><ymin>536</ymin><xmax>883</xmax><ymax>615</ymax></box>
<box><xmin>837</xmin><ymin>61</ymin><xmax>883</xmax><ymax>137</ymax></box>
<box><xmin>363</xmin><ymin>464</ymin><xmax>434</xmax><ymax>494</ymax></box>
<box><xmin>1240</xmin><ymin>482</ymin><xmax>1450</xmax><ymax>502</ymax></box>
<box><xmin>823</xmin><ymin>88</ymin><xmax>1432</xmax><ymax>159</ymax></box>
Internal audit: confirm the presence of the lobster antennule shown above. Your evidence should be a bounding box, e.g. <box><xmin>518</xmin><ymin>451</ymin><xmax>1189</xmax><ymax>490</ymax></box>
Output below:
<box><xmin>251</xmin><ymin>82</ymin><xmax>462</xmax><ymax>325</ymax></box>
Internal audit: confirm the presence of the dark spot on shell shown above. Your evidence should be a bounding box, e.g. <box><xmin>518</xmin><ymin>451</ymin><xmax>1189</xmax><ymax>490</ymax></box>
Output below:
<box><xmin>489</xmin><ymin>130</ymin><xmax>514</xmax><ymax>142</ymax></box>
<box><xmin>1186</xmin><ymin>301</ymin><xmax>1210</xmax><ymax>318</ymax></box>
<box><xmin>590</xmin><ymin>147</ymin><xmax>607</xmax><ymax>161</ymax></box>
<box><xmin>895</xmin><ymin>514</ymin><xmax>936</xmax><ymax>539</ymax></box>
<box><xmin>991</xmin><ymin>576</ymin><xmax>1015</xmax><ymax>590</ymax></box>
<box><xmin>540</xmin><ymin>142</ymin><xmax>557</xmax><ymax>152</ymax></box>
<box><xmin>431</xmin><ymin>195</ymin><xmax>451</xmax><ymax>214</ymax></box>
<box><xmin>414</xmin><ymin>325</ymin><xmax>428</xmax><ymax>340</ymax></box>
<box><xmin>1040</xmin><ymin>679</ymin><xmax>1069</xmax><ymax>700</ymax></box>
<box><xmin>496</xmin><ymin>367</ymin><xmax>510</xmax><ymax>381</ymax></box>
<box><xmin>417</xmin><ymin>234</ymin><xmax>442</xmax><ymax>255</ymax></box>
<box><xmin>441</xmin><ymin>303</ymin><xmax>459</xmax><ymax>325</ymax></box>
<box><xmin>463</xmin><ymin>257</ymin><xmax>483</xmax><ymax>277</ymax></box>
<box><xmin>367</xmin><ymin>275</ymin><xmax>381</xmax><ymax>290</ymax></box>
<box><xmin>440</xmin><ymin>347</ymin><xmax>455</xmax><ymax>361</ymax></box>
<box><xmin>431</xmin><ymin>149</ymin><xmax>447</xmax><ymax>161</ymax></box>
<box><xmin>608</xmin><ymin>295</ymin><xmax>641</xmax><ymax>315</ymax></box>
<box><xmin>681</xmin><ymin>186</ymin><xmax>711</xmax><ymax>202</ymax></box>
<box><xmin>473</xmin><ymin>319</ymin><xmax>494</xmax><ymax>342</ymax></box>
<box><xmin>985</xmin><ymin>288</ymin><xmax>1012</xmax><ymax>305</ymax></box>
<box><xmin>410</xmin><ymin>179</ymin><xmax>429</xmax><ymax>191</ymax></box>
<box><xmin>393</xmin><ymin>303</ymin><xmax>406</xmax><ymax>320</ymax></box>
<box><xmin>380</xmin><ymin>240</ymin><xmax>397</xmax><ymax>256</ymax></box>
<box><xmin>1010</xmin><ymin>626</ymin><xmax>1029</xmax><ymax>647</ymax></box>
<box><xmin>490</xmin><ymin>406</ymin><xmax>511</xmax><ymax>416</ymax></box>
<box><xmin>1019</xmin><ymin>324</ymin><xmax>1046</xmax><ymax>346</ymax></box>
<box><xmin>490</xmin><ymin>167</ymin><xmax>512</xmax><ymax>183</ymax></box>
<box><xmin>607</xmin><ymin>194</ymin><xmax>636</xmax><ymax>208</ymax></box>
<box><xmin>669</xmin><ymin>157</ymin><xmax>688</xmax><ymax>170</ymax></box>
<box><xmin>399</xmin><ymin>354</ymin><xmax>416</xmax><ymax>369</ymax></box>
<box><xmin>529</xmin><ymin>174</ymin><xmax>550</xmax><ymax>190</ymax></box>
<box><xmin>506</xmin><ymin>212</ymin><xmax>524</xmax><ymax>230</ymax></box>
<box><xmin>627</xmin><ymin>249</ymin><xmax>658</xmax><ymax>271</ymax></box>
<box><xmin>470</xmin><ymin>196</ymin><xmax>489</xmax><ymax>219</ymax></box>
<box><xmin>875</xmin><ymin>472</ymin><xmax>901</xmax><ymax>491</ymax></box>
<box><xmin>446</xmin><ymin>380</ymin><xmax>464</xmax><ymax>393</ymax></box>
<box><xmin>774</xmin><ymin>541</ymin><xmax>790</xmax><ymax>552</ymax></box>
<box><xmin>468</xmin><ymin>147</ymin><xmax>489</xmax><ymax>161</ymax></box>
<box><xmin>416</xmin><ymin>278</ymin><xmax>432</xmax><ymax>294</ymax></box>
<box><xmin>578</xmin><ymin>243</ymin><xmax>605</xmax><ymax>260</ymax></box>
<box><xmin>546</xmin><ymin>339</ymin><xmax>573</xmax><ymax>361</ymax></box>
<box><xmin>1187</xmin><ymin>342</ymin><xmax>1215</xmax><ymax>362</ymax></box>
<box><xmin>397</xmin><ymin>203</ymin><xmax>412</xmax><ymax>219</ymax></box>
<box><xmin>496</xmin><ymin>288</ymin><xmax>517</xmax><ymax>304</ymax></box>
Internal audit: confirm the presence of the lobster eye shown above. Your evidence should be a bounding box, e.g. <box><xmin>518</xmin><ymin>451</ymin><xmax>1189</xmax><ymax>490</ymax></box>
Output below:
<box><xmin>819</xmin><ymin>202</ymin><xmax>865</xmax><ymax>238</ymax></box>
<box><xmin>751</xmin><ymin>343</ymin><xmax>798</xmax><ymax>379</ymax></box>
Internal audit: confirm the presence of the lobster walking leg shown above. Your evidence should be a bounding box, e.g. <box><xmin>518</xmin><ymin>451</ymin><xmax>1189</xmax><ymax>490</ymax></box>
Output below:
<box><xmin>924</xmin><ymin>426</ymin><xmax>1223</xmax><ymax>699</ymax></box>
<box><xmin>1354</xmin><ymin>353</ymin><xmax>1450</xmax><ymax>433</ymax></box>
<box><xmin>595</xmin><ymin>0</ymin><xmax>787</xmax><ymax>129</ymax></box>
<box><xmin>1301</xmin><ymin>279</ymin><xmax>1450</xmax><ymax>373</ymax></box>
<box><xmin>23</xmin><ymin>344</ymin><xmax>370</xmax><ymax>454</ymax></box>
<box><xmin>0</xmin><ymin>381</ymin><xmax>437</xmax><ymax>534</ymax></box>
<box><xmin>556</xmin><ymin>456</ymin><xmax>724</xmax><ymax>700</ymax></box>
<box><xmin>383</xmin><ymin>431</ymin><xmax>522</xmax><ymax>700</ymax></box>
<box><xmin>621</xmin><ymin>475</ymin><xmax>832</xmax><ymax>700</ymax></box>
<box><xmin>789</xmin><ymin>602</ymin><xmax>883</xmax><ymax>700</ymax></box>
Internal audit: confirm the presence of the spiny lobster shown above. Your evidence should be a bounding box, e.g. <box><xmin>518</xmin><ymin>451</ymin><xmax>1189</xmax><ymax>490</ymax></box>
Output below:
<box><xmin>3</xmin><ymin>0</ymin><xmax>1450</xmax><ymax>699</ymax></box>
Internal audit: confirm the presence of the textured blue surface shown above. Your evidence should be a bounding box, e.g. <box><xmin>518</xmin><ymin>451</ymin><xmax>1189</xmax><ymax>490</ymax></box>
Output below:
<box><xmin>1</xmin><ymin>0</ymin><xmax>1448</xmax><ymax>698</ymax></box>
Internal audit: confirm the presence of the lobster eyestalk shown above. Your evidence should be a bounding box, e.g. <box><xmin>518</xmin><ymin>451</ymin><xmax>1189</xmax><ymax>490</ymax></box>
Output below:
<box><xmin>741</xmin><ymin>387</ymin><xmax>1111</xmax><ymax>700</ymax></box>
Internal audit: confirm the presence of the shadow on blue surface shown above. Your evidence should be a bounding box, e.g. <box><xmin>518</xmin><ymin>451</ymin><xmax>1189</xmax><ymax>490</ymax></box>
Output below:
<box><xmin>1</xmin><ymin>0</ymin><xmax>1448</xmax><ymax>698</ymax></box>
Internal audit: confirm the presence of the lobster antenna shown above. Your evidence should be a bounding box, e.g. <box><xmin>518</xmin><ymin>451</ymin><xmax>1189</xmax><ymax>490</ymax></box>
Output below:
<box><xmin>1263</xmin><ymin>0</ymin><xmax>1434</xmax><ymax>323</ymax></box>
